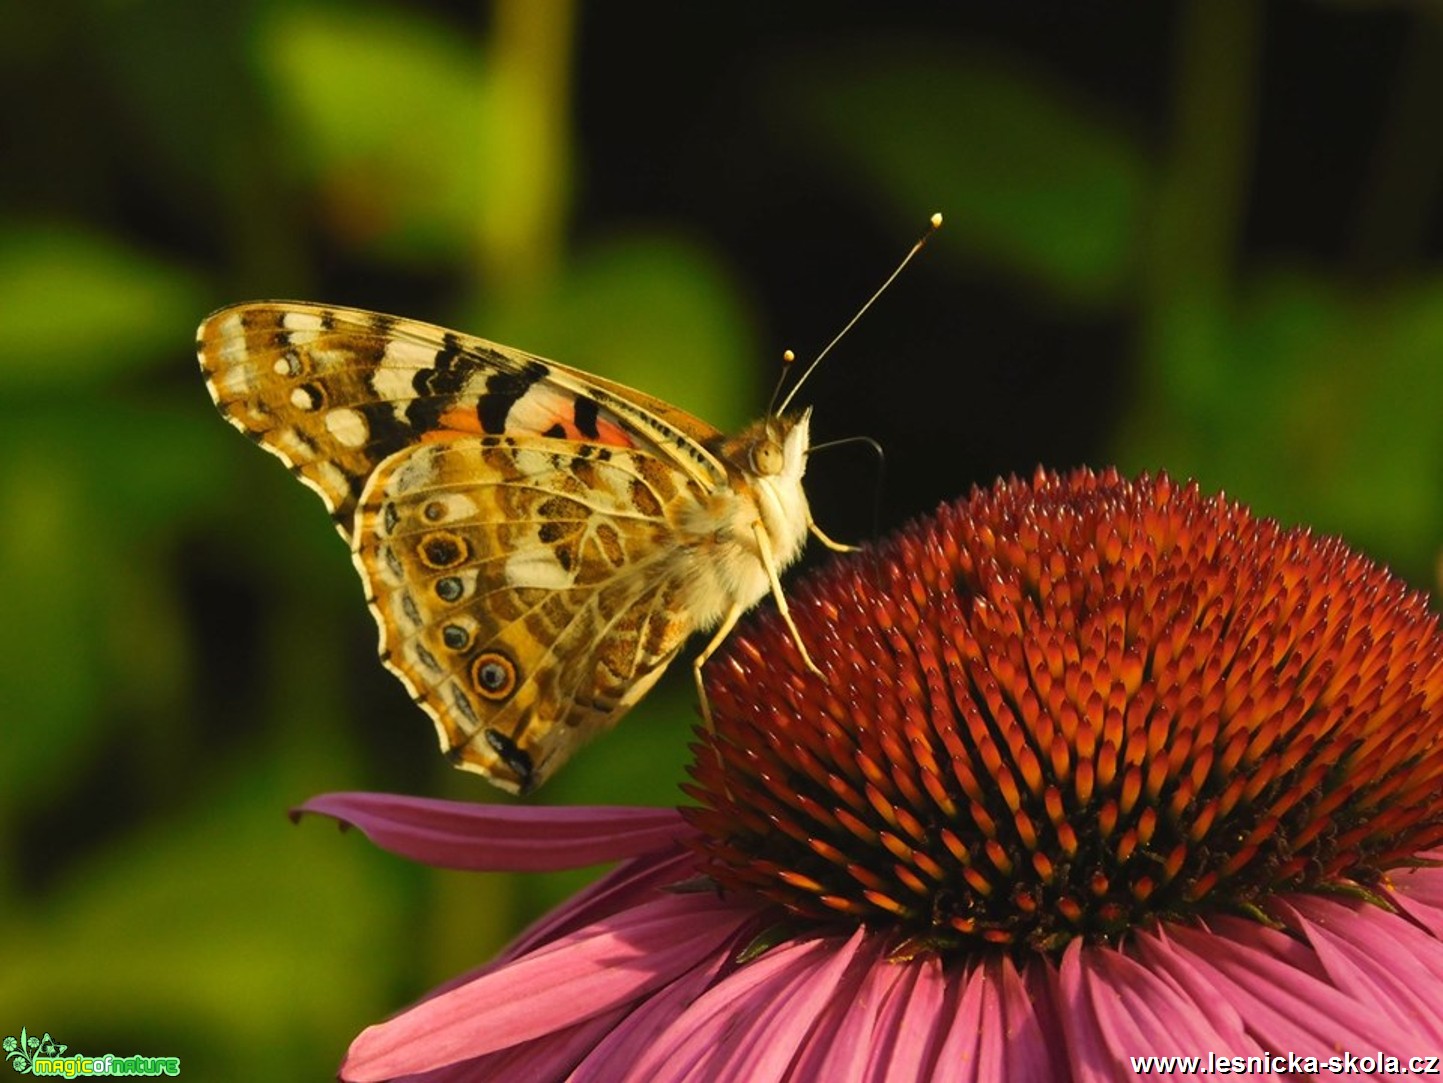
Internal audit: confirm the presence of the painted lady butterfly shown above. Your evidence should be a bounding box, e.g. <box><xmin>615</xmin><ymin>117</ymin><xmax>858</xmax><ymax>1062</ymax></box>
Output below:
<box><xmin>196</xmin><ymin>303</ymin><xmax>838</xmax><ymax>794</ymax></box>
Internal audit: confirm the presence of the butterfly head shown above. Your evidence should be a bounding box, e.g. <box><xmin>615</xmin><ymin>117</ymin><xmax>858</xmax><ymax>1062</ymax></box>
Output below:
<box><xmin>735</xmin><ymin>408</ymin><xmax>812</xmax><ymax>483</ymax></box>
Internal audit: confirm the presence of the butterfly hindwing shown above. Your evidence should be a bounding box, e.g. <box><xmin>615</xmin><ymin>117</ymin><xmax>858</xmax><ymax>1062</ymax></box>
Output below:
<box><xmin>353</xmin><ymin>436</ymin><xmax>700</xmax><ymax>792</ymax></box>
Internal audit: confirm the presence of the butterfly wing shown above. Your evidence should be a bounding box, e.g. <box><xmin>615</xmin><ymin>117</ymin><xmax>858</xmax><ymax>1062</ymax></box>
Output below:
<box><xmin>197</xmin><ymin>301</ymin><xmax>732</xmax><ymax>792</ymax></box>
<box><xmin>354</xmin><ymin>437</ymin><xmax>704</xmax><ymax>792</ymax></box>
<box><xmin>197</xmin><ymin>302</ymin><xmax>730</xmax><ymax>536</ymax></box>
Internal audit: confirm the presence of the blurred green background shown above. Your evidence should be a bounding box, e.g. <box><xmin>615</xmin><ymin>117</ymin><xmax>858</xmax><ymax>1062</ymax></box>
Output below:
<box><xmin>4</xmin><ymin>1</ymin><xmax>1442</xmax><ymax>1077</ymax></box>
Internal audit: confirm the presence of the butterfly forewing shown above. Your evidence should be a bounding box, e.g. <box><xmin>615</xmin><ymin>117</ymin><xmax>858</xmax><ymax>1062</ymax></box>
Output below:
<box><xmin>196</xmin><ymin>303</ymin><xmax>729</xmax><ymax>535</ymax></box>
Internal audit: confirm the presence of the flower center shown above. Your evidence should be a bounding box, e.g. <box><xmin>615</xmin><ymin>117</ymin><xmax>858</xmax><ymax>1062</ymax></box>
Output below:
<box><xmin>683</xmin><ymin>468</ymin><xmax>1443</xmax><ymax>952</ymax></box>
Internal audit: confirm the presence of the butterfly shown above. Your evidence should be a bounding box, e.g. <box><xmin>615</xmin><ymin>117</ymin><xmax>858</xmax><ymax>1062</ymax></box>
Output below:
<box><xmin>196</xmin><ymin>302</ymin><xmax>843</xmax><ymax>794</ymax></box>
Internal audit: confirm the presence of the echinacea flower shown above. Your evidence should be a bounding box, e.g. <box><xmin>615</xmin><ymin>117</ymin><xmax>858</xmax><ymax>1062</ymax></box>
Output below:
<box><xmin>302</xmin><ymin>468</ymin><xmax>1443</xmax><ymax>1081</ymax></box>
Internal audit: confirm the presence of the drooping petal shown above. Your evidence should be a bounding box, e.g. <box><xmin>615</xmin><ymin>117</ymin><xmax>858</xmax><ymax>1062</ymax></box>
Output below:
<box><xmin>342</xmin><ymin>892</ymin><xmax>751</xmax><ymax>1080</ymax></box>
<box><xmin>378</xmin><ymin>1010</ymin><xmax>628</xmax><ymax>1083</ymax></box>
<box><xmin>1143</xmin><ymin>919</ymin><xmax>1431</xmax><ymax>1062</ymax></box>
<box><xmin>569</xmin><ymin>939</ymin><xmax>733</xmax><ymax>1082</ymax></box>
<box><xmin>1277</xmin><ymin>894</ymin><xmax>1443</xmax><ymax>1044</ymax></box>
<box><xmin>296</xmin><ymin>792</ymin><xmax>687</xmax><ymax>871</ymax></box>
<box><xmin>1058</xmin><ymin>937</ymin><xmax>1264</xmax><ymax>1079</ymax></box>
<box><xmin>621</xmin><ymin>929</ymin><xmax>867</xmax><ymax>1083</ymax></box>
<box><xmin>926</xmin><ymin>955</ymin><xmax>1065</xmax><ymax>1083</ymax></box>
<box><xmin>388</xmin><ymin>848</ymin><xmax>707</xmax><ymax>1016</ymax></box>
<box><xmin>864</xmin><ymin>956</ymin><xmax>948</xmax><ymax>1082</ymax></box>
<box><xmin>1387</xmin><ymin>854</ymin><xmax>1443</xmax><ymax>938</ymax></box>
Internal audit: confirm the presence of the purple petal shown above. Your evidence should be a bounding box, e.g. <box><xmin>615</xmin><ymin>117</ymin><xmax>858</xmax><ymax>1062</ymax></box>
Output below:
<box><xmin>341</xmin><ymin>892</ymin><xmax>749</xmax><ymax>1080</ymax></box>
<box><xmin>294</xmin><ymin>792</ymin><xmax>688</xmax><ymax>871</ymax></box>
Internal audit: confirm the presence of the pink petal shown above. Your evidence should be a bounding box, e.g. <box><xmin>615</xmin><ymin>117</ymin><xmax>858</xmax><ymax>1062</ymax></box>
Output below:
<box><xmin>1154</xmin><ymin>919</ymin><xmax>1430</xmax><ymax>1063</ymax></box>
<box><xmin>866</xmin><ymin>957</ymin><xmax>949</xmax><ymax>1082</ymax></box>
<box><xmin>1387</xmin><ymin>854</ymin><xmax>1443</xmax><ymax>939</ymax></box>
<box><xmin>1059</xmin><ymin>937</ymin><xmax>1264</xmax><ymax>1080</ymax></box>
<box><xmin>1277</xmin><ymin>894</ymin><xmax>1443</xmax><ymax>1044</ymax></box>
<box><xmin>569</xmin><ymin>941</ymin><xmax>734</xmax><ymax>1081</ymax></box>
<box><xmin>622</xmin><ymin>930</ymin><xmax>866</xmax><ymax>1083</ymax></box>
<box><xmin>929</xmin><ymin>955</ymin><xmax>1063</xmax><ymax>1083</ymax></box>
<box><xmin>342</xmin><ymin>892</ymin><xmax>749</xmax><ymax>1080</ymax></box>
<box><xmin>387</xmin><ymin>849</ymin><xmax>709</xmax><ymax>1014</ymax></box>
<box><xmin>499</xmin><ymin>849</ymin><xmax>705</xmax><ymax>962</ymax></box>
<box><xmin>377</xmin><ymin>1010</ymin><xmax>627</xmax><ymax>1082</ymax></box>
<box><xmin>781</xmin><ymin>934</ymin><xmax>883</xmax><ymax>1081</ymax></box>
<box><xmin>294</xmin><ymin>792</ymin><xmax>688</xmax><ymax>871</ymax></box>
<box><xmin>800</xmin><ymin>938</ymin><xmax>913</xmax><ymax>1081</ymax></box>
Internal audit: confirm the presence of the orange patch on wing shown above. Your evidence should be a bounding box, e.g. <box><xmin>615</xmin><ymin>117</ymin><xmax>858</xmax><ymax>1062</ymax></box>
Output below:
<box><xmin>437</xmin><ymin>407</ymin><xmax>485</xmax><ymax>434</ymax></box>
<box><xmin>419</xmin><ymin>408</ymin><xmax>485</xmax><ymax>442</ymax></box>
<box><xmin>420</xmin><ymin>401</ymin><xmax>636</xmax><ymax>449</ymax></box>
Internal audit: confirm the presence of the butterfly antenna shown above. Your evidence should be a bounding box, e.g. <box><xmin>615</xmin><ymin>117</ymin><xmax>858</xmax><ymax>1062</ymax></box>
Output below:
<box><xmin>777</xmin><ymin>211</ymin><xmax>942</xmax><ymax>416</ymax></box>
<box><xmin>766</xmin><ymin>349</ymin><xmax>798</xmax><ymax>418</ymax></box>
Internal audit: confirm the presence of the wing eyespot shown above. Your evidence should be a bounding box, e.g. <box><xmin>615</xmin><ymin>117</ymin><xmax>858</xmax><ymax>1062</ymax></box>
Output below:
<box><xmin>472</xmin><ymin>651</ymin><xmax>518</xmax><ymax>702</ymax></box>
<box><xmin>416</xmin><ymin>530</ymin><xmax>469</xmax><ymax>570</ymax></box>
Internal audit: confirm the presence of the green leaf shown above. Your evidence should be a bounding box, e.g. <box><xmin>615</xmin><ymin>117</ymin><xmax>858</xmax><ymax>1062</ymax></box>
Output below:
<box><xmin>1117</xmin><ymin>270</ymin><xmax>1443</xmax><ymax>584</ymax></box>
<box><xmin>258</xmin><ymin>4</ymin><xmax>489</xmax><ymax>262</ymax></box>
<box><xmin>463</xmin><ymin>230</ymin><xmax>761</xmax><ymax>430</ymax></box>
<box><xmin>773</xmin><ymin>41</ymin><xmax>1149</xmax><ymax>305</ymax></box>
<box><xmin>0</xmin><ymin>227</ymin><xmax>202</xmax><ymax>389</ymax></box>
<box><xmin>0</xmin><ymin>762</ymin><xmax>413</xmax><ymax>1081</ymax></box>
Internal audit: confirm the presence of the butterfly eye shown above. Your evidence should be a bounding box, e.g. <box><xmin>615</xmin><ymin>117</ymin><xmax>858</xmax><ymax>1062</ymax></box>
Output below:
<box><xmin>472</xmin><ymin>651</ymin><xmax>518</xmax><ymax>701</ymax></box>
<box><xmin>751</xmin><ymin>439</ymin><xmax>784</xmax><ymax>476</ymax></box>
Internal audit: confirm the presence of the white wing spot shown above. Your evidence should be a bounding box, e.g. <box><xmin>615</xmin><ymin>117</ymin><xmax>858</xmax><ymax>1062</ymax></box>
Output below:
<box><xmin>213</xmin><ymin>312</ymin><xmax>247</xmax><ymax>363</ymax></box>
<box><xmin>325</xmin><ymin>407</ymin><xmax>369</xmax><ymax>448</ymax></box>
<box><xmin>272</xmin><ymin>353</ymin><xmax>300</xmax><ymax>377</ymax></box>
<box><xmin>371</xmin><ymin>340</ymin><xmax>440</xmax><ymax>423</ymax></box>
<box><xmin>290</xmin><ymin>387</ymin><xmax>320</xmax><ymax>411</ymax></box>
<box><xmin>505</xmin><ymin>548</ymin><xmax>573</xmax><ymax>591</ymax></box>
<box><xmin>282</xmin><ymin>311</ymin><xmax>325</xmax><ymax>332</ymax></box>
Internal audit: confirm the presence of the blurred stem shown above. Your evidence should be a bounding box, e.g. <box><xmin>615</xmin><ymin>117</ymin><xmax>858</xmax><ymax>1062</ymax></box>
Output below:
<box><xmin>1134</xmin><ymin>0</ymin><xmax>1260</xmax><ymax>433</ymax></box>
<box><xmin>1351</xmin><ymin>11</ymin><xmax>1443</xmax><ymax>277</ymax></box>
<box><xmin>478</xmin><ymin>0</ymin><xmax>575</xmax><ymax>297</ymax></box>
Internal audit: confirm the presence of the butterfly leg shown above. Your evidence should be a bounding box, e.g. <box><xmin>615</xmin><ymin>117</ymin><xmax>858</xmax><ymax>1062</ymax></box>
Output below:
<box><xmin>753</xmin><ymin>521</ymin><xmax>824</xmax><ymax>677</ymax></box>
<box><xmin>808</xmin><ymin>518</ymin><xmax>859</xmax><ymax>553</ymax></box>
<box><xmin>694</xmin><ymin>602</ymin><xmax>744</xmax><ymax>729</ymax></box>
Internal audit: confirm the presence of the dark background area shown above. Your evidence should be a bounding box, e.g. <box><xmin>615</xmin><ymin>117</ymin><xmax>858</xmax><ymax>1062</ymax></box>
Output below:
<box><xmin>4</xmin><ymin>2</ymin><xmax>1443</xmax><ymax>1077</ymax></box>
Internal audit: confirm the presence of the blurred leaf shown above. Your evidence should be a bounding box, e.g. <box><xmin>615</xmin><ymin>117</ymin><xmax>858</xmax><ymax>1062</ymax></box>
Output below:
<box><xmin>258</xmin><ymin>4</ymin><xmax>488</xmax><ymax>262</ymax></box>
<box><xmin>0</xmin><ymin>759</ymin><xmax>411</xmax><ymax>1081</ymax></box>
<box><xmin>1118</xmin><ymin>270</ymin><xmax>1443</xmax><ymax>584</ymax></box>
<box><xmin>773</xmin><ymin>42</ymin><xmax>1149</xmax><ymax>305</ymax></box>
<box><xmin>0</xmin><ymin>400</ymin><xmax>241</xmax><ymax>803</ymax></box>
<box><xmin>467</xmin><ymin>230</ymin><xmax>760</xmax><ymax>430</ymax></box>
<box><xmin>0</xmin><ymin>226</ymin><xmax>202</xmax><ymax>388</ymax></box>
